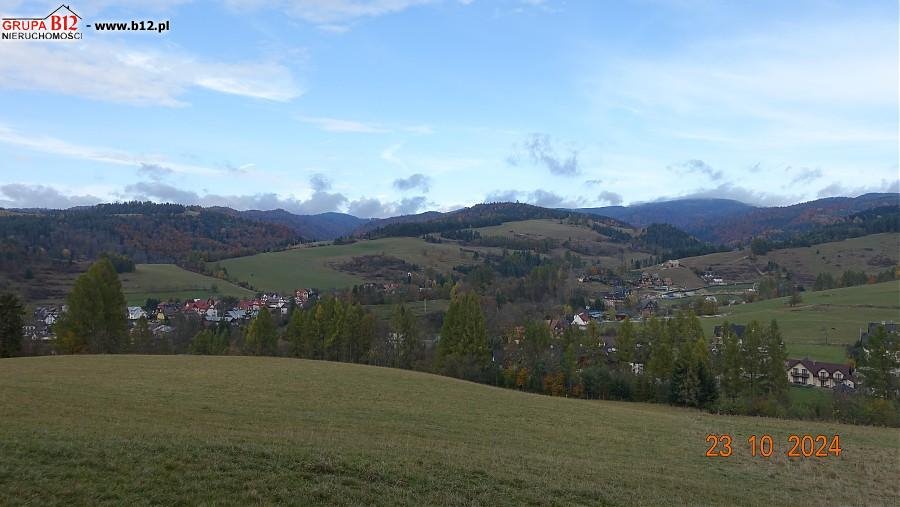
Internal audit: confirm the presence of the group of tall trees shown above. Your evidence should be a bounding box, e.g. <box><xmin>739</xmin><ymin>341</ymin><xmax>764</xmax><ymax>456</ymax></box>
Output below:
<box><xmin>0</xmin><ymin>292</ymin><xmax>25</xmax><ymax>357</ymax></box>
<box><xmin>813</xmin><ymin>269</ymin><xmax>896</xmax><ymax>291</ymax></box>
<box><xmin>855</xmin><ymin>325</ymin><xmax>900</xmax><ymax>400</ymax></box>
<box><xmin>436</xmin><ymin>289</ymin><xmax>490</xmax><ymax>379</ymax></box>
<box><xmin>495</xmin><ymin>312</ymin><xmax>792</xmax><ymax>416</ymax></box>
<box><xmin>717</xmin><ymin>321</ymin><xmax>788</xmax><ymax>406</ymax></box>
<box><xmin>55</xmin><ymin>258</ymin><xmax>128</xmax><ymax>354</ymax></box>
<box><xmin>283</xmin><ymin>297</ymin><xmax>377</xmax><ymax>363</ymax></box>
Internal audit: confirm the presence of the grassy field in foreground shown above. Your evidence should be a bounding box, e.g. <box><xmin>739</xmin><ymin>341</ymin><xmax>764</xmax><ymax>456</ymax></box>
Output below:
<box><xmin>700</xmin><ymin>280</ymin><xmax>900</xmax><ymax>363</ymax></box>
<box><xmin>214</xmin><ymin>238</ymin><xmax>482</xmax><ymax>292</ymax></box>
<box><xmin>119</xmin><ymin>264</ymin><xmax>254</xmax><ymax>305</ymax></box>
<box><xmin>1</xmin><ymin>356</ymin><xmax>898</xmax><ymax>505</ymax></box>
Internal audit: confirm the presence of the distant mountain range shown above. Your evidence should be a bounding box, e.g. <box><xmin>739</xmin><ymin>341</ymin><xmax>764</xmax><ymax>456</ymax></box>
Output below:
<box><xmin>4</xmin><ymin>193</ymin><xmax>897</xmax><ymax>245</ymax></box>
<box><xmin>578</xmin><ymin>193</ymin><xmax>899</xmax><ymax>244</ymax></box>
<box><xmin>579</xmin><ymin>198</ymin><xmax>755</xmax><ymax>237</ymax></box>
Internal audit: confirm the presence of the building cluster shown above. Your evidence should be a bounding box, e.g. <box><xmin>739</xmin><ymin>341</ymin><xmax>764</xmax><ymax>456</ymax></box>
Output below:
<box><xmin>25</xmin><ymin>289</ymin><xmax>320</xmax><ymax>341</ymax></box>
<box><xmin>22</xmin><ymin>305</ymin><xmax>64</xmax><ymax>342</ymax></box>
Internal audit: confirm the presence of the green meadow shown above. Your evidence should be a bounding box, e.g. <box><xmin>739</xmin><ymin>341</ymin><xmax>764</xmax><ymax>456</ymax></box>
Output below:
<box><xmin>213</xmin><ymin>238</ymin><xmax>481</xmax><ymax>292</ymax></box>
<box><xmin>119</xmin><ymin>264</ymin><xmax>254</xmax><ymax>305</ymax></box>
<box><xmin>1</xmin><ymin>355</ymin><xmax>897</xmax><ymax>505</ymax></box>
<box><xmin>701</xmin><ymin>280</ymin><xmax>900</xmax><ymax>363</ymax></box>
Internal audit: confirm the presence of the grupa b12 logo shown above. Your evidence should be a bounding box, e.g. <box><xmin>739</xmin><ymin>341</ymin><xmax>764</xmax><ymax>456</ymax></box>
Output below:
<box><xmin>2</xmin><ymin>4</ymin><xmax>83</xmax><ymax>40</ymax></box>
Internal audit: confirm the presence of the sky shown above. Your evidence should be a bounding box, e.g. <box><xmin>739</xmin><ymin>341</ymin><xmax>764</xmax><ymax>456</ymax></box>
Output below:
<box><xmin>0</xmin><ymin>0</ymin><xmax>897</xmax><ymax>217</ymax></box>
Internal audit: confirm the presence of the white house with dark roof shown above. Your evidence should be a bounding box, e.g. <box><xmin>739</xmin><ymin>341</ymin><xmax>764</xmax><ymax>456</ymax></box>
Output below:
<box><xmin>786</xmin><ymin>358</ymin><xmax>855</xmax><ymax>389</ymax></box>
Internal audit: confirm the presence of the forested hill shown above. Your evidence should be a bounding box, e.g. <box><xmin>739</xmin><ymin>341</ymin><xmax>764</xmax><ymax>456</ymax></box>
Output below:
<box><xmin>636</xmin><ymin>223</ymin><xmax>727</xmax><ymax>259</ymax></box>
<box><xmin>581</xmin><ymin>198</ymin><xmax>755</xmax><ymax>235</ymax></box>
<box><xmin>0</xmin><ymin>202</ymin><xmax>299</xmax><ymax>268</ymax></box>
<box><xmin>748</xmin><ymin>205</ymin><xmax>900</xmax><ymax>253</ymax></box>
<box><xmin>209</xmin><ymin>207</ymin><xmax>370</xmax><ymax>241</ymax></box>
<box><xmin>358</xmin><ymin>202</ymin><xmax>628</xmax><ymax>238</ymax></box>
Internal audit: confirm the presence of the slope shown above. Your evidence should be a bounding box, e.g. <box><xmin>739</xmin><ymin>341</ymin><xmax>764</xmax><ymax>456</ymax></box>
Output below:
<box><xmin>0</xmin><ymin>356</ymin><xmax>896</xmax><ymax>505</ymax></box>
<box><xmin>120</xmin><ymin>264</ymin><xmax>254</xmax><ymax>305</ymax></box>
<box><xmin>701</xmin><ymin>280</ymin><xmax>900</xmax><ymax>362</ymax></box>
<box><xmin>679</xmin><ymin>233</ymin><xmax>899</xmax><ymax>286</ymax></box>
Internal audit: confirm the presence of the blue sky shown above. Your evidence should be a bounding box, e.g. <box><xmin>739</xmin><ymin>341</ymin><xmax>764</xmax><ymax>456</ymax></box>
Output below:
<box><xmin>0</xmin><ymin>0</ymin><xmax>896</xmax><ymax>217</ymax></box>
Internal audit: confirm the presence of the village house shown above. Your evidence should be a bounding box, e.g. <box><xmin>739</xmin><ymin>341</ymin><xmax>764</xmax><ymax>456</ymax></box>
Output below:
<box><xmin>22</xmin><ymin>306</ymin><xmax>64</xmax><ymax>342</ymax></box>
<box><xmin>238</xmin><ymin>299</ymin><xmax>263</xmax><ymax>312</ymax></box>
<box><xmin>786</xmin><ymin>358</ymin><xmax>855</xmax><ymax>389</ymax></box>
<box><xmin>640</xmin><ymin>299</ymin><xmax>658</xmax><ymax>318</ymax></box>
<box><xmin>572</xmin><ymin>312</ymin><xmax>591</xmax><ymax>329</ymax></box>
<box><xmin>204</xmin><ymin>307</ymin><xmax>221</xmax><ymax>323</ymax></box>
<box><xmin>150</xmin><ymin>302</ymin><xmax>176</xmax><ymax>322</ymax></box>
<box><xmin>225</xmin><ymin>309</ymin><xmax>247</xmax><ymax>323</ymax></box>
<box><xmin>859</xmin><ymin>321</ymin><xmax>899</xmax><ymax>342</ymax></box>
<box><xmin>127</xmin><ymin>306</ymin><xmax>147</xmax><ymax>321</ymax></box>
<box><xmin>151</xmin><ymin>324</ymin><xmax>174</xmax><ymax>337</ymax></box>
<box><xmin>713</xmin><ymin>323</ymin><xmax>746</xmax><ymax>339</ymax></box>
<box><xmin>294</xmin><ymin>289</ymin><xmax>312</xmax><ymax>306</ymax></box>
<box><xmin>184</xmin><ymin>298</ymin><xmax>213</xmax><ymax>316</ymax></box>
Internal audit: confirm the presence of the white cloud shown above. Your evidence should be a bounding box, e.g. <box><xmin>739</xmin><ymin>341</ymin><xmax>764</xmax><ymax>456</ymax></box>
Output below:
<box><xmin>393</xmin><ymin>173</ymin><xmax>431</xmax><ymax>192</ymax></box>
<box><xmin>596</xmin><ymin>191</ymin><xmax>622</xmax><ymax>206</ymax></box>
<box><xmin>508</xmin><ymin>133</ymin><xmax>580</xmax><ymax>176</ymax></box>
<box><xmin>123</xmin><ymin>177</ymin><xmax>350</xmax><ymax>215</ymax></box>
<box><xmin>668</xmin><ymin>183</ymin><xmax>802</xmax><ymax>207</ymax></box>
<box><xmin>0</xmin><ymin>40</ymin><xmax>303</xmax><ymax>106</ymax></box>
<box><xmin>297</xmin><ymin>115</ymin><xmax>433</xmax><ymax>134</ymax></box>
<box><xmin>297</xmin><ymin>116</ymin><xmax>391</xmax><ymax>133</ymax></box>
<box><xmin>347</xmin><ymin>195</ymin><xmax>427</xmax><ymax>217</ymax></box>
<box><xmin>0</xmin><ymin>124</ymin><xmax>222</xmax><ymax>175</ymax></box>
<box><xmin>668</xmin><ymin>159</ymin><xmax>723</xmax><ymax>181</ymax></box>
<box><xmin>816</xmin><ymin>179</ymin><xmax>900</xmax><ymax>199</ymax></box>
<box><xmin>484</xmin><ymin>189</ymin><xmax>583</xmax><ymax>208</ymax></box>
<box><xmin>0</xmin><ymin>183</ymin><xmax>103</xmax><ymax>209</ymax></box>
<box><xmin>585</xmin><ymin>18</ymin><xmax>898</xmax><ymax>147</ymax></box>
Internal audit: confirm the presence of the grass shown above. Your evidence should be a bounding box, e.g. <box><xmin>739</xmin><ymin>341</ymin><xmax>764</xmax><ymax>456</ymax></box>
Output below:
<box><xmin>213</xmin><ymin>238</ymin><xmax>481</xmax><ymax>293</ymax></box>
<box><xmin>1</xmin><ymin>355</ymin><xmax>898</xmax><ymax>505</ymax></box>
<box><xmin>475</xmin><ymin>219</ymin><xmax>605</xmax><ymax>241</ymax></box>
<box><xmin>787</xmin><ymin>384</ymin><xmax>833</xmax><ymax>406</ymax></box>
<box><xmin>474</xmin><ymin>219</ymin><xmax>652</xmax><ymax>267</ymax></box>
<box><xmin>119</xmin><ymin>264</ymin><xmax>254</xmax><ymax>305</ymax></box>
<box><xmin>0</xmin><ymin>263</ymin><xmax>86</xmax><ymax>306</ymax></box>
<box><xmin>700</xmin><ymin>280</ymin><xmax>900</xmax><ymax>362</ymax></box>
<box><xmin>364</xmin><ymin>299</ymin><xmax>450</xmax><ymax>320</ymax></box>
<box><xmin>680</xmin><ymin>233</ymin><xmax>899</xmax><ymax>285</ymax></box>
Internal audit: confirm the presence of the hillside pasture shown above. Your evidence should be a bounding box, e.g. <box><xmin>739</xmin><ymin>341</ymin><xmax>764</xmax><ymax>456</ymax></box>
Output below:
<box><xmin>120</xmin><ymin>264</ymin><xmax>254</xmax><ymax>305</ymax></box>
<box><xmin>473</xmin><ymin>219</ymin><xmax>653</xmax><ymax>267</ymax></box>
<box><xmin>214</xmin><ymin>238</ymin><xmax>484</xmax><ymax>293</ymax></box>
<box><xmin>364</xmin><ymin>298</ymin><xmax>450</xmax><ymax>320</ymax></box>
<box><xmin>642</xmin><ymin>265</ymin><xmax>706</xmax><ymax>288</ymax></box>
<box><xmin>680</xmin><ymin>233</ymin><xmax>899</xmax><ymax>285</ymax></box>
<box><xmin>0</xmin><ymin>262</ymin><xmax>86</xmax><ymax>306</ymax></box>
<box><xmin>474</xmin><ymin>219</ymin><xmax>606</xmax><ymax>241</ymax></box>
<box><xmin>700</xmin><ymin>280</ymin><xmax>900</xmax><ymax>363</ymax></box>
<box><xmin>0</xmin><ymin>355</ymin><xmax>897</xmax><ymax>505</ymax></box>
